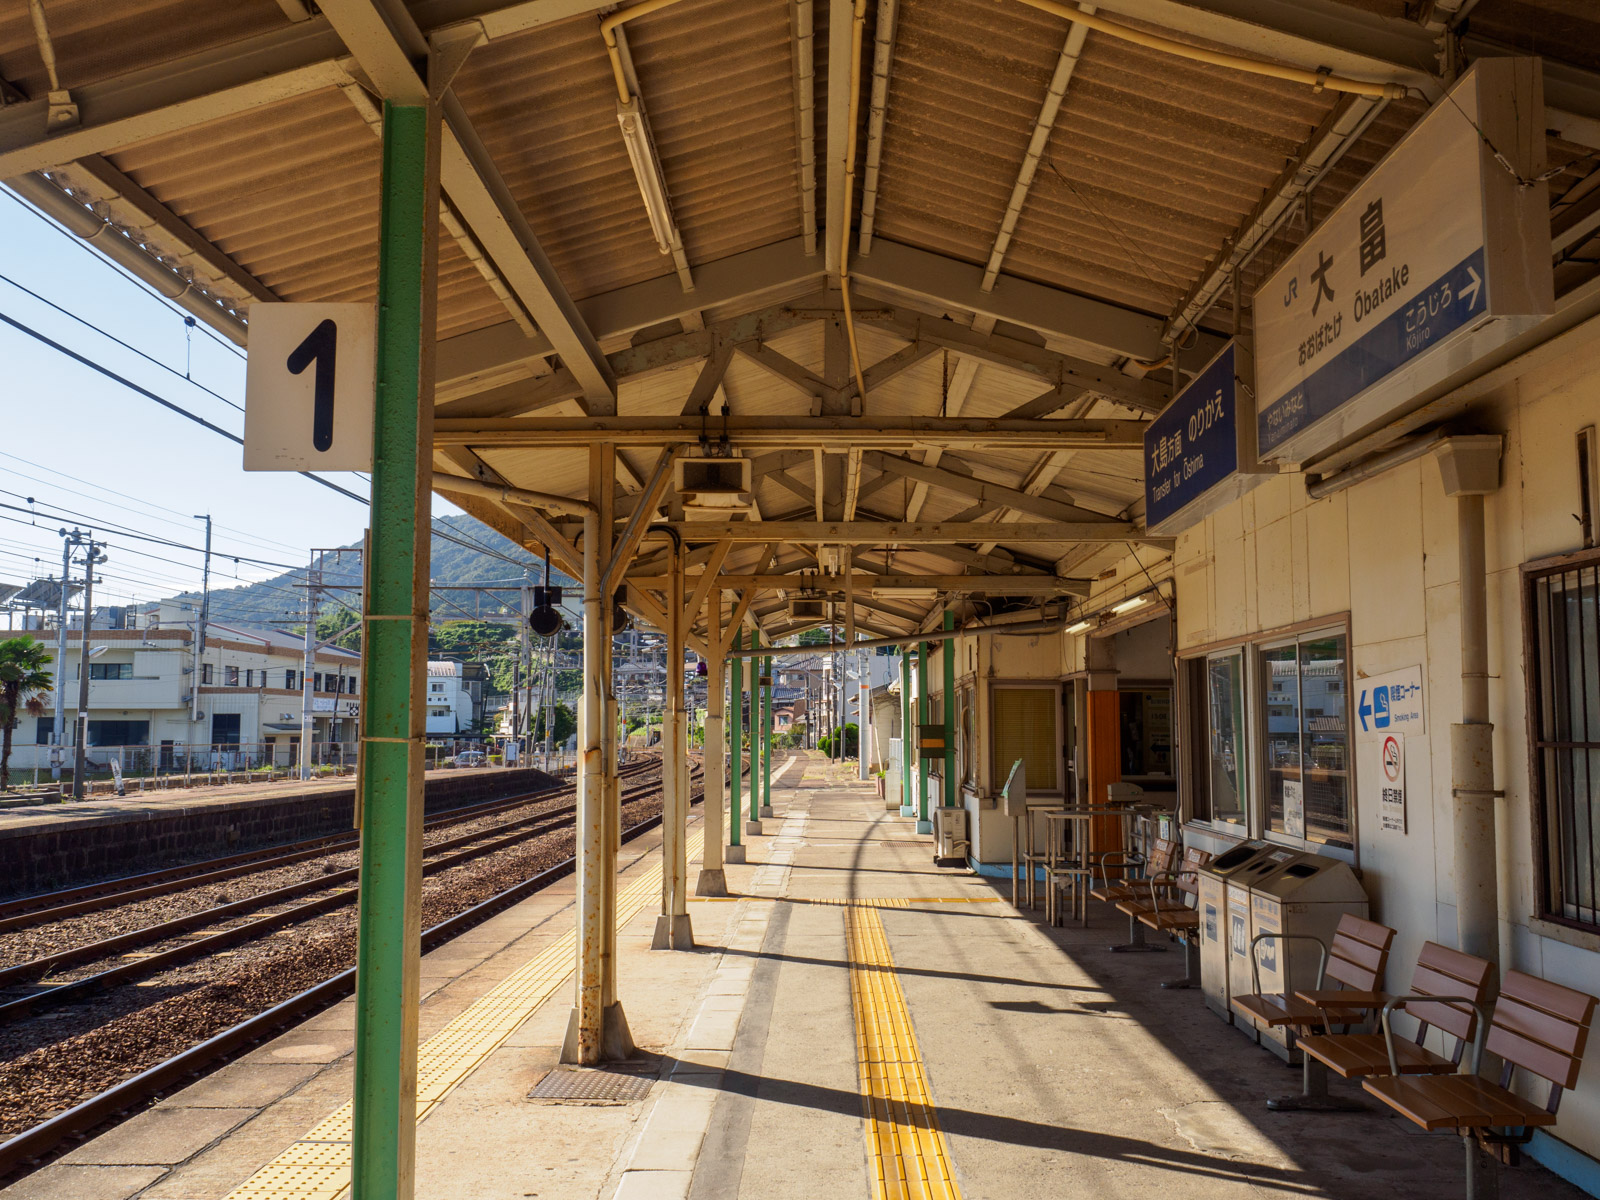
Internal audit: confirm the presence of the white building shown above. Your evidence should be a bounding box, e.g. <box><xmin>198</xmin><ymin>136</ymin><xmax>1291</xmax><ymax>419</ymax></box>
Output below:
<box><xmin>10</xmin><ymin>600</ymin><xmax>360</xmax><ymax>768</ymax></box>
<box><xmin>425</xmin><ymin>661</ymin><xmax>474</xmax><ymax>736</ymax></box>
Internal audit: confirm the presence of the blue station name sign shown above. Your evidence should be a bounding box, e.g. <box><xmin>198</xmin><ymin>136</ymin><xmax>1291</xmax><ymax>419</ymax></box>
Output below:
<box><xmin>1145</xmin><ymin>342</ymin><xmax>1268</xmax><ymax>535</ymax></box>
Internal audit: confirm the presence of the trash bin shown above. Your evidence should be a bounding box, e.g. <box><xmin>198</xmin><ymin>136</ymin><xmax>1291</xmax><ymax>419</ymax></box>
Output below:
<box><xmin>1197</xmin><ymin>840</ymin><xmax>1287</xmax><ymax>1024</ymax></box>
<box><xmin>1245</xmin><ymin>851</ymin><xmax>1368</xmax><ymax>1061</ymax></box>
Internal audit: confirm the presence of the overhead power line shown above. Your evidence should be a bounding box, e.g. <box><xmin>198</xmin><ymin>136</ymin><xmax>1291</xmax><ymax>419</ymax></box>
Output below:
<box><xmin>0</xmin><ymin>307</ymin><xmax>366</xmax><ymax>506</ymax></box>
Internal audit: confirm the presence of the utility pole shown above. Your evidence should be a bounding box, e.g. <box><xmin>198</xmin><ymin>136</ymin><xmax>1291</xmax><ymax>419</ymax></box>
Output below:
<box><xmin>71</xmin><ymin>537</ymin><xmax>105</xmax><ymax>800</ymax></box>
<box><xmin>191</xmin><ymin>515</ymin><xmax>212</xmax><ymax>729</ymax></box>
<box><xmin>51</xmin><ymin>529</ymin><xmax>77</xmax><ymax>781</ymax></box>
<box><xmin>300</xmin><ymin>552</ymin><xmax>320</xmax><ymax>780</ymax></box>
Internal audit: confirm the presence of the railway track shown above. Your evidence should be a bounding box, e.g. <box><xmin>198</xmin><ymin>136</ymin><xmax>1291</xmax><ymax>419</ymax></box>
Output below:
<box><xmin>0</xmin><ymin>758</ymin><xmax>658</xmax><ymax>933</ymax></box>
<box><xmin>0</xmin><ymin>766</ymin><xmax>706</xmax><ymax>1180</ymax></box>
<box><xmin>0</xmin><ymin>765</ymin><xmax>685</xmax><ymax>1023</ymax></box>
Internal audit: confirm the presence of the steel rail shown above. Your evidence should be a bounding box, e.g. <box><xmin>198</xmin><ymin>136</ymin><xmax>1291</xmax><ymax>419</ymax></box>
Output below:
<box><xmin>0</xmin><ymin>762</ymin><xmax>651</xmax><ymax>931</ymax></box>
<box><xmin>0</xmin><ymin>788</ymin><xmax>697</xmax><ymax>1180</ymax></box>
<box><xmin>0</xmin><ymin>768</ymin><xmax>692</xmax><ymax>1022</ymax></box>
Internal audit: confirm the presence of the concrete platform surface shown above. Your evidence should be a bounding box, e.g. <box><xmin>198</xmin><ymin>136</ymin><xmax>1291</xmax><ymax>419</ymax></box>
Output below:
<box><xmin>5</xmin><ymin>750</ymin><xmax>1589</xmax><ymax>1200</ymax></box>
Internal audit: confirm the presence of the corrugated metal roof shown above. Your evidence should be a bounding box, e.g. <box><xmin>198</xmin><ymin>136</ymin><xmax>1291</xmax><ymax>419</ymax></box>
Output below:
<box><xmin>5</xmin><ymin>0</ymin><xmax>1598</xmax><ymax>633</ymax></box>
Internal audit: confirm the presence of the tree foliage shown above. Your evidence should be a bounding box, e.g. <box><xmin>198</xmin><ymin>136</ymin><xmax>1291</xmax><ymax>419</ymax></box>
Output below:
<box><xmin>0</xmin><ymin>636</ymin><xmax>54</xmax><ymax>791</ymax></box>
<box><xmin>532</xmin><ymin>702</ymin><xmax>577</xmax><ymax>746</ymax></box>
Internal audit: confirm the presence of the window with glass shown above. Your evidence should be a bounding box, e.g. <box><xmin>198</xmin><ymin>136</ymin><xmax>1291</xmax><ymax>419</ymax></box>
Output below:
<box><xmin>201</xmin><ymin>663</ymin><xmax>213</xmax><ymax>685</ymax></box>
<box><xmin>225</xmin><ymin>665</ymin><xmax>239</xmax><ymax>686</ymax></box>
<box><xmin>87</xmin><ymin>719</ymin><xmax>149</xmax><ymax>746</ymax></box>
<box><xmin>1527</xmin><ymin>555</ymin><xmax>1600</xmax><ymax>931</ymax></box>
<box><xmin>991</xmin><ymin>685</ymin><xmax>1059</xmax><ymax>792</ymax></box>
<box><xmin>1194</xmin><ymin>652</ymin><xmax>1247</xmax><ymax>826</ymax></box>
<box><xmin>1119</xmin><ymin>688</ymin><xmax>1173</xmax><ymax>779</ymax></box>
<box><xmin>959</xmin><ymin>687</ymin><xmax>975</xmax><ymax>785</ymax></box>
<box><xmin>84</xmin><ymin>662</ymin><xmax>134</xmax><ymax>680</ymax></box>
<box><xmin>1260</xmin><ymin>632</ymin><xmax>1351</xmax><ymax>849</ymax></box>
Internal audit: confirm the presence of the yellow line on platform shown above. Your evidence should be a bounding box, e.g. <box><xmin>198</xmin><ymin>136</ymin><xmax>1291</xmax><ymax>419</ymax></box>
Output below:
<box><xmin>224</xmin><ymin>831</ymin><xmax>703</xmax><ymax>1200</ymax></box>
<box><xmin>845</xmin><ymin>903</ymin><xmax>962</xmax><ymax>1200</ymax></box>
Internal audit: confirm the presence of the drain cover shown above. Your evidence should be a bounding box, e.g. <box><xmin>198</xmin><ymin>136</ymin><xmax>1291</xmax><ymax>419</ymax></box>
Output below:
<box><xmin>528</xmin><ymin>1061</ymin><xmax>658</xmax><ymax>1105</ymax></box>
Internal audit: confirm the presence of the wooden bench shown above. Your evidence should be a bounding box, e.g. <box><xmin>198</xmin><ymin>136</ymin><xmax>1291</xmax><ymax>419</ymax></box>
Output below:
<box><xmin>1231</xmin><ymin>913</ymin><xmax>1395</xmax><ymax>1035</ymax></box>
<box><xmin>1089</xmin><ymin>836</ymin><xmax>1177</xmax><ymax>952</ymax></box>
<box><xmin>1113</xmin><ymin>845</ymin><xmax>1212</xmax><ymax>987</ymax></box>
<box><xmin>1134</xmin><ymin>847</ymin><xmax>1212</xmax><ymax>988</ymax></box>
<box><xmin>1269</xmin><ymin>942</ymin><xmax>1494</xmax><ymax>1113</ymax></box>
<box><xmin>1363</xmin><ymin>970</ymin><xmax>1598</xmax><ymax>1199</ymax></box>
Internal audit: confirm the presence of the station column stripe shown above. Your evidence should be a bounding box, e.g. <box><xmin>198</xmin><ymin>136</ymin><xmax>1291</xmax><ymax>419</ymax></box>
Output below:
<box><xmin>845</xmin><ymin>903</ymin><xmax>962</xmax><ymax>1200</ymax></box>
<box><xmin>222</xmin><ymin>831</ymin><xmax>703</xmax><ymax>1200</ymax></box>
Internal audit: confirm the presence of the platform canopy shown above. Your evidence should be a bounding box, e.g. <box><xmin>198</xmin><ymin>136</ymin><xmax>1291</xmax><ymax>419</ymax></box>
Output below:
<box><xmin>4</xmin><ymin>0</ymin><xmax>1600</xmax><ymax>644</ymax></box>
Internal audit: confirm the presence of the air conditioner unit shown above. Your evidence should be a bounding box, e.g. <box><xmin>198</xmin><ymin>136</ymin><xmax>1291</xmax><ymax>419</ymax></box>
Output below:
<box><xmin>933</xmin><ymin>806</ymin><xmax>969</xmax><ymax>864</ymax></box>
<box><xmin>675</xmin><ymin>453</ymin><xmax>751</xmax><ymax>516</ymax></box>
<box><xmin>789</xmin><ymin>597</ymin><xmax>828</xmax><ymax>621</ymax></box>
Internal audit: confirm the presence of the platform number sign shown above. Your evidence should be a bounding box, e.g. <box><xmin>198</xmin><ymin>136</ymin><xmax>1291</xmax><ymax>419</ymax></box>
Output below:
<box><xmin>244</xmin><ymin>303</ymin><xmax>376</xmax><ymax>472</ymax></box>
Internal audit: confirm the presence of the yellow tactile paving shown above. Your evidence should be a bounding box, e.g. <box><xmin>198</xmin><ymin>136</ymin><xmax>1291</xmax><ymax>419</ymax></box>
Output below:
<box><xmin>224</xmin><ymin>830</ymin><xmax>702</xmax><ymax>1200</ymax></box>
<box><xmin>807</xmin><ymin>897</ymin><xmax>999</xmax><ymax>907</ymax></box>
<box><xmin>846</xmin><ymin>902</ymin><xmax>963</xmax><ymax>1200</ymax></box>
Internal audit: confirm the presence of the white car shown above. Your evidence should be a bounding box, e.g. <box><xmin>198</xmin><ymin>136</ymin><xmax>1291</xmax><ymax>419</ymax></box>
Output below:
<box><xmin>452</xmin><ymin>750</ymin><xmax>488</xmax><ymax>767</ymax></box>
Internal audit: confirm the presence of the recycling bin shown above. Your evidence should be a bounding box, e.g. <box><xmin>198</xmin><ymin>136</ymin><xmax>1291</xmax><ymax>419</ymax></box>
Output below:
<box><xmin>1245</xmin><ymin>851</ymin><xmax>1369</xmax><ymax>1061</ymax></box>
<box><xmin>1196</xmin><ymin>839</ymin><xmax>1283</xmax><ymax>1024</ymax></box>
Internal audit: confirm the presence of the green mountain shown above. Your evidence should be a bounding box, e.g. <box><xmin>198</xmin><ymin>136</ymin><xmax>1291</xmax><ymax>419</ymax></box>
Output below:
<box><xmin>169</xmin><ymin>513</ymin><xmax>576</xmax><ymax>630</ymax></box>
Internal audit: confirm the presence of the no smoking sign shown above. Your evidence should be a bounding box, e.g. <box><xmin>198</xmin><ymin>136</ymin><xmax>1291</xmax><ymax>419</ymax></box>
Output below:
<box><xmin>1377</xmin><ymin>733</ymin><xmax>1406</xmax><ymax>834</ymax></box>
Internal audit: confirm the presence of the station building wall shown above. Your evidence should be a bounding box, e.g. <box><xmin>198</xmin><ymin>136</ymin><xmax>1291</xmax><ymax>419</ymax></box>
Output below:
<box><xmin>1158</xmin><ymin>330</ymin><xmax>1600</xmax><ymax>1170</ymax></box>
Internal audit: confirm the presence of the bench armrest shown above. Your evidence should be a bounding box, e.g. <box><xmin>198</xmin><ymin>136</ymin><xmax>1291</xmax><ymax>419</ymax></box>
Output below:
<box><xmin>1144</xmin><ymin>871</ymin><xmax>1182</xmax><ymax>908</ymax></box>
<box><xmin>1093</xmin><ymin>850</ymin><xmax>1144</xmax><ymax>888</ymax></box>
<box><xmin>1248</xmin><ymin>932</ymin><xmax>1328</xmax><ymax>998</ymax></box>
<box><xmin>1379</xmin><ymin>994</ymin><xmax>1490</xmax><ymax>1078</ymax></box>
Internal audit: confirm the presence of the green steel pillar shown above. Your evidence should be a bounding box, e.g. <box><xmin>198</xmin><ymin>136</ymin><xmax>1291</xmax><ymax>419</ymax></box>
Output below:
<box><xmin>900</xmin><ymin>649</ymin><xmax>915</xmax><ymax>817</ymax></box>
<box><xmin>916</xmin><ymin>640</ymin><xmax>932</xmax><ymax>834</ymax></box>
<box><xmin>744</xmin><ymin>631</ymin><xmax>760</xmax><ymax>836</ymax></box>
<box><xmin>352</xmin><ymin>100</ymin><xmax>438</xmax><ymax>1200</ymax></box>
<box><xmin>729</xmin><ymin>633</ymin><xmax>743</xmax><ymax>854</ymax></box>
<box><xmin>761</xmin><ymin>652</ymin><xmax>774</xmax><ymax>816</ymax></box>
<box><xmin>942</xmin><ymin>611</ymin><xmax>956</xmax><ymax>809</ymax></box>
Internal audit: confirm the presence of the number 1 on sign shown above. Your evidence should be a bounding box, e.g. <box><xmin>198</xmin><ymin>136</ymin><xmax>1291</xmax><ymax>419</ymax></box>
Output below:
<box><xmin>286</xmin><ymin>318</ymin><xmax>338</xmax><ymax>452</ymax></box>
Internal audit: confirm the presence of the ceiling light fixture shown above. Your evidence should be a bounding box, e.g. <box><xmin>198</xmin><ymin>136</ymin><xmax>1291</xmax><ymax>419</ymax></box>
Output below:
<box><xmin>617</xmin><ymin>97</ymin><xmax>681</xmax><ymax>256</ymax></box>
<box><xmin>1065</xmin><ymin>619</ymin><xmax>1093</xmax><ymax>634</ymax></box>
<box><xmin>1110</xmin><ymin>595</ymin><xmax>1150</xmax><ymax>614</ymax></box>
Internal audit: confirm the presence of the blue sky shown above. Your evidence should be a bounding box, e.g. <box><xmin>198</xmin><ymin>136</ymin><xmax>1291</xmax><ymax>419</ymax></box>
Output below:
<box><xmin>0</xmin><ymin>187</ymin><xmax>465</xmax><ymax>622</ymax></box>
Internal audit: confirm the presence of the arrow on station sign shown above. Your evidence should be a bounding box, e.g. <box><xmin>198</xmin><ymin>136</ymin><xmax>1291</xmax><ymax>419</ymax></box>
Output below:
<box><xmin>1358</xmin><ymin>690</ymin><xmax>1373</xmax><ymax>732</ymax></box>
<box><xmin>1461</xmin><ymin>265</ymin><xmax>1483</xmax><ymax>311</ymax></box>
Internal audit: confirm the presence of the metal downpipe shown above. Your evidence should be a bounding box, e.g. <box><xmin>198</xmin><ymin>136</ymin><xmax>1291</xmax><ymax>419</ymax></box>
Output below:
<box><xmin>1452</xmin><ymin>493</ymin><xmax>1500</xmax><ymax>965</ymax></box>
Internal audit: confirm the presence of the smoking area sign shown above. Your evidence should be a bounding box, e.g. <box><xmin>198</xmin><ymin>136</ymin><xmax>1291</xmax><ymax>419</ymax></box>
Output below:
<box><xmin>1377</xmin><ymin>733</ymin><xmax>1406</xmax><ymax>833</ymax></box>
<box><xmin>1357</xmin><ymin>666</ymin><xmax>1424</xmax><ymax>738</ymax></box>
<box><xmin>244</xmin><ymin>303</ymin><xmax>376</xmax><ymax>472</ymax></box>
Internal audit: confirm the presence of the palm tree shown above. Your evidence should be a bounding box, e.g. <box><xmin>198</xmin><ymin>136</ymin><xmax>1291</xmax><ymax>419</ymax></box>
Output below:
<box><xmin>0</xmin><ymin>636</ymin><xmax>55</xmax><ymax>792</ymax></box>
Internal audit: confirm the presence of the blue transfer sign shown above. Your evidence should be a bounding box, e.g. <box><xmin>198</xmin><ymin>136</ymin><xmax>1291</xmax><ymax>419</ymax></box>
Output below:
<box><xmin>1253</xmin><ymin>61</ymin><xmax>1550</xmax><ymax>465</ymax></box>
<box><xmin>1144</xmin><ymin>343</ymin><xmax>1266</xmax><ymax>535</ymax></box>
